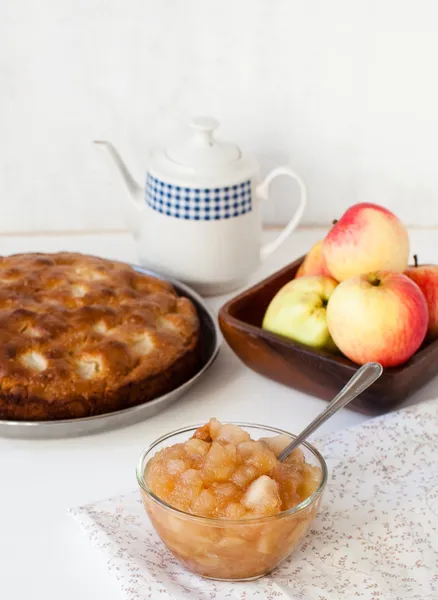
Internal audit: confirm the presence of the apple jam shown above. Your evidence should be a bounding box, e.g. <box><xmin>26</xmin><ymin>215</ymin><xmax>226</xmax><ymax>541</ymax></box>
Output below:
<box><xmin>140</xmin><ymin>420</ymin><xmax>324</xmax><ymax>580</ymax></box>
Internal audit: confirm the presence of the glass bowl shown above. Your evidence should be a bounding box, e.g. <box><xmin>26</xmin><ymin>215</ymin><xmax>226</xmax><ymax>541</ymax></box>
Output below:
<box><xmin>136</xmin><ymin>422</ymin><xmax>327</xmax><ymax>581</ymax></box>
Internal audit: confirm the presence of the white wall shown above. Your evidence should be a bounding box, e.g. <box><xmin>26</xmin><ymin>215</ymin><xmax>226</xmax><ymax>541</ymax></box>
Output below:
<box><xmin>2</xmin><ymin>0</ymin><xmax>438</xmax><ymax>233</ymax></box>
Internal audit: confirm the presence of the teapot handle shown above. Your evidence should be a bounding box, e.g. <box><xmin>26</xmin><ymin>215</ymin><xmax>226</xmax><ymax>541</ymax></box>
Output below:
<box><xmin>257</xmin><ymin>166</ymin><xmax>307</xmax><ymax>261</ymax></box>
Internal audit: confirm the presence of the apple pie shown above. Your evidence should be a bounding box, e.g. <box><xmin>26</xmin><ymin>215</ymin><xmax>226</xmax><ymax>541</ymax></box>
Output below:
<box><xmin>0</xmin><ymin>252</ymin><xmax>200</xmax><ymax>421</ymax></box>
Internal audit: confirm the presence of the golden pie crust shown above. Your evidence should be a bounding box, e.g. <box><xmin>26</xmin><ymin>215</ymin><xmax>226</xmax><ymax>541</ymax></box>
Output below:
<box><xmin>0</xmin><ymin>252</ymin><xmax>200</xmax><ymax>421</ymax></box>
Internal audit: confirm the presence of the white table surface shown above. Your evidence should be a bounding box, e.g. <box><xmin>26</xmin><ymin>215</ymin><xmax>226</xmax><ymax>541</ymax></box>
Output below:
<box><xmin>1</xmin><ymin>227</ymin><xmax>437</xmax><ymax>600</ymax></box>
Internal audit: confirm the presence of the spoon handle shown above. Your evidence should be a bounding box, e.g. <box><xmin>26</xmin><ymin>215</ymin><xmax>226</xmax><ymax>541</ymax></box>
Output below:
<box><xmin>277</xmin><ymin>361</ymin><xmax>383</xmax><ymax>462</ymax></box>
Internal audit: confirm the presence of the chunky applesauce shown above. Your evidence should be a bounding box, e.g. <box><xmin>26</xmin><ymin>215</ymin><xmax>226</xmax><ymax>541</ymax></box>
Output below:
<box><xmin>140</xmin><ymin>420</ymin><xmax>325</xmax><ymax>580</ymax></box>
<box><xmin>146</xmin><ymin>419</ymin><xmax>320</xmax><ymax>518</ymax></box>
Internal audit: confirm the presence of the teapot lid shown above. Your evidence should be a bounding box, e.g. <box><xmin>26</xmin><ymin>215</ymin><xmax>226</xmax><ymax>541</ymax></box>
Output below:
<box><xmin>165</xmin><ymin>117</ymin><xmax>241</xmax><ymax>168</ymax></box>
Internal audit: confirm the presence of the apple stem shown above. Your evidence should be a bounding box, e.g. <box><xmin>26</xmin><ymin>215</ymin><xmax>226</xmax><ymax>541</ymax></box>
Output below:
<box><xmin>414</xmin><ymin>254</ymin><xmax>418</xmax><ymax>267</ymax></box>
<box><xmin>332</xmin><ymin>219</ymin><xmax>338</xmax><ymax>225</ymax></box>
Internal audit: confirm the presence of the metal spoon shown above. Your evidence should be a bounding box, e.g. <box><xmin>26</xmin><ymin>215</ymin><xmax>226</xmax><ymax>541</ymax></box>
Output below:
<box><xmin>277</xmin><ymin>361</ymin><xmax>383</xmax><ymax>462</ymax></box>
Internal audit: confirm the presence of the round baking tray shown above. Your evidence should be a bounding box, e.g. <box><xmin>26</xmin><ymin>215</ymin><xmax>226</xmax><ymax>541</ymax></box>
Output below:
<box><xmin>0</xmin><ymin>265</ymin><xmax>221</xmax><ymax>439</ymax></box>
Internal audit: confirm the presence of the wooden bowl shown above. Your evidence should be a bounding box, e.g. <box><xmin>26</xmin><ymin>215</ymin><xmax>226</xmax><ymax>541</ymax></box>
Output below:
<box><xmin>218</xmin><ymin>255</ymin><xmax>438</xmax><ymax>415</ymax></box>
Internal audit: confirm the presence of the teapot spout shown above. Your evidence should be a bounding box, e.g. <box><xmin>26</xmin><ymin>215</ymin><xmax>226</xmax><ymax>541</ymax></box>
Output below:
<box><xmin>94</xmin><ymin>140</ymin><xmax>144</xmax><ymax>209</ymax></box>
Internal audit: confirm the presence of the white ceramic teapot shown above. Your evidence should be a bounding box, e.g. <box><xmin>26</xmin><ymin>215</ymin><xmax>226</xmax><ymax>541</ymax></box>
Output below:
<box><xmin>95</xmin><ymin>117</ymin><xmax>307</xmax><ymax>296</ymax></box>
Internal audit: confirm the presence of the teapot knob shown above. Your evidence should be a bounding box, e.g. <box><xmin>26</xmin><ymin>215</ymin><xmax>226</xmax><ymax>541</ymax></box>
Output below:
<box><xmin>189</xmin><ymin>117</ymin><xmax>219</xmax><ymax>145</ymax></box>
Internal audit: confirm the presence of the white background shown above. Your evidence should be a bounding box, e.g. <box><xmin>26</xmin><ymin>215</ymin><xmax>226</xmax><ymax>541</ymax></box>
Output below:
<box><xmin>2</xmin><ymin>0</ymin><xmax>438</xmax><ymax>233</ymax></box>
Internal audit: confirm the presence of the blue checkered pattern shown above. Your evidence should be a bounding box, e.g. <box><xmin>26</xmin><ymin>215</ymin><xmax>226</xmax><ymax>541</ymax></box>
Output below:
<box><xmin>145</xmin><ymin>175</ymin><xmax>252</xmax><ymax>220</ymax></box>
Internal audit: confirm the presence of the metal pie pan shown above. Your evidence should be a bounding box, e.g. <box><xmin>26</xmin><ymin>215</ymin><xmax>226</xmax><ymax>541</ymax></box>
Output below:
<box><xmin>0</xmin><ymin>265</ymin><xmax>220</xmax><ymax>439</ymax></box>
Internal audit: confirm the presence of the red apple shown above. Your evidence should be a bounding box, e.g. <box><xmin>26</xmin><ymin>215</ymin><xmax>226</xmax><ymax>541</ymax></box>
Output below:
<box><xmin>295</xmin><ymin>240</ymin><xmax>332</xmax><ymax>279</ymax></box>
<box><xmin>326</xmin><ymin>270</ymin><xmax>428</xmax><ymax>367</ymax></box>
<box><xmin>323</xmin><ymin>203</ymin><xmax>410</xmax><ymax>281</ymax></box>
<box><xmin>405</xmin><ymin>255</ymin><xmax>438</xmax><ymax>340</ymax></box>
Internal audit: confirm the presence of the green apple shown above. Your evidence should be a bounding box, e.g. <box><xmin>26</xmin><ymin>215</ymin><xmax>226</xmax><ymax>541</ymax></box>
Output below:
<box><xmin>262</xmin><ymin>275</ymin><xmax>338</xmax><ymax>350</ymax></box>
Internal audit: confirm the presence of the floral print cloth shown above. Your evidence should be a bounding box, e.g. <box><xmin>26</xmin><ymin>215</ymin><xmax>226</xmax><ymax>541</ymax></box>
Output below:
<box><xmin>70</xmin><ymin>398</ymin><xmax>438</xmax><ymax>600</ymax></box>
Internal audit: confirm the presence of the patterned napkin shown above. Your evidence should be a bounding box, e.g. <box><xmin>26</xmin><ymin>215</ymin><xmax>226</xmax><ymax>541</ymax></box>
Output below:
<box><xmin>70</xmin><ymin>398</ymin><xmax>438</xmax><ymax>600</ymax></box>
